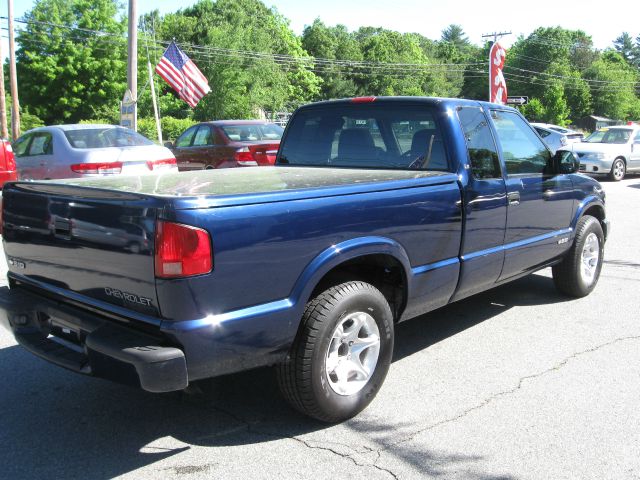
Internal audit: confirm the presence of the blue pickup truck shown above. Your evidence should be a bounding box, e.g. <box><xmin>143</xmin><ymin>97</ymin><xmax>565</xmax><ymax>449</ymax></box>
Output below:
<box><xmin>0</xmin><ymin>97</ymin><xmax>608</xmax><ymax>422</ymax></box>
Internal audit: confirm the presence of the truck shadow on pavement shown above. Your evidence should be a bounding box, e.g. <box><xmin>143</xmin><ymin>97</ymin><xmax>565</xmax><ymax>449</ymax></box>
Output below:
<box><xmin>0</xmin><ymin>273</ymin><xmax>563</xmax><ymax>479</ymax></box>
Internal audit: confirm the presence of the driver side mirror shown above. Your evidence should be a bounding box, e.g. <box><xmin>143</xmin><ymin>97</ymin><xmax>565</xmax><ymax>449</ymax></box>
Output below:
<box><xmin>164</xmin><ymin>141</ymin><xmax>175</xmax><ymax>149</ymax></box>
<box><xmin>554</xmin><ymin>150</ymin><xmax>579</xmax><ymax>174</ymax></box>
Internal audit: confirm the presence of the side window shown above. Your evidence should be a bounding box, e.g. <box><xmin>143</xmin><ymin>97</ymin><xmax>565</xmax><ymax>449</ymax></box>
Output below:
<box><xmin>634</xmin><ymin>131</ymin><xmax>640</xmax><ymax>143</ymax></box>
<box><xmin>491</xmin><ymin>110</ymin><xmax>551</xmax><ymax>175</ymax></box>
<box><xmin>192</xmin><ymin>125</ymin><xmax>212</xmax><ymax>146</ymax></box>
<box><xmin>457</xmin><ymin>107</ymin><xmax>501</xmax><ymax>179</ymax></box>
<box><xmin>28</xmin><ymin>133</ymin><xmax>54</xmax><ymax>156</ymax></box>
<box><xmin>13</xmin><ymin>134</ymin><xmax>32</xmax><ymax>157</ymax></box>
<box><xmin>175</xmin><ymin>125</ymin><xmax>198</xmax><ymax>147</ymax></box>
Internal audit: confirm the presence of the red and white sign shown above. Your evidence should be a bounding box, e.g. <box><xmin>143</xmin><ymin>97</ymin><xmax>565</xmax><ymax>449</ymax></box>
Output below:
<box><xmin>489</xmin><ymin>42</ymin><xmax>507</xmax><ymax>104</ymax></box>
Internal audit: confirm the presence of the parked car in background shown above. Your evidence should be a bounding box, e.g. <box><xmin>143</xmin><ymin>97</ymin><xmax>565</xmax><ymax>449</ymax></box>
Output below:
<box><xmin>12</xmin><ymin>124</ymin><xmax>177</xmax><ymax>181</ymax></box>
<box><xmin>0</xmin><ymin>138</ymin><xmax>17</xmax><ymax>188</ymax></box>
<box><xmin>530</xmin><ymin>123</ymin><xmax>584</xmax><ymax>153</ymax></box>
<box><xmin>564</xmin><ymin>125</ymin><xmax>640</xmax><ymax>181</ymax></box>
<box><xmin>167</xmin><ymin>120</ymin><xmax>283</xmax><ymax>170</ymax></box>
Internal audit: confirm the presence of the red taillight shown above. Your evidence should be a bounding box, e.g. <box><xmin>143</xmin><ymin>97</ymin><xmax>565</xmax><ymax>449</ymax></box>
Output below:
<box><xmin>71</xmin><ymin>162</ymin><xmax>123</xmax><ymax>174</ymax></box>
<box><xmin>235</xmin><ymin>144</ymin><xmax>280</xmax><ymax>166</ymax></box>
<box><xmin>147</xmin><ymin>158</ymin><xmax>177</xmax><ymax>170</ymax></box>
<box><xmin>234</xmin><ymin>147</ymin><xmax>258</xmax><ymax>166</ymax></box>
<box><xmin>4</xmin><ymin>145</ymin><xmax>15</xmax><ymax>172</ymax></box>
<box><xmin>155</xmin><ymin>221</ymin><xmax>212</xmax><ymax>278</ymax></box>
<box><xmin>351</xmin><ymin>96</ymin><xmax>377</xmax><ymax>103</ymax></box>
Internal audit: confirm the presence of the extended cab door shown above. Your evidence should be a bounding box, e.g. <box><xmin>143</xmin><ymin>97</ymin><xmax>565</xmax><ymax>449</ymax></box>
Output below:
<box><xmin>489</xmin><ymin>109</ymin><xmax>574</xmax><ymax>280</ymax></box>
<box><xmin>452</xmin><ymin>106</ymin><xmax>507</xmax><ymax>301</ymax></box>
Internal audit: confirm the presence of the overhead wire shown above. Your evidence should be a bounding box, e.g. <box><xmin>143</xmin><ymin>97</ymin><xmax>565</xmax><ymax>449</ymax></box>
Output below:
<box><xmin>4</xmin><ymin>14</ymin><xmax>639</xmax><ymax>92</ymax></box>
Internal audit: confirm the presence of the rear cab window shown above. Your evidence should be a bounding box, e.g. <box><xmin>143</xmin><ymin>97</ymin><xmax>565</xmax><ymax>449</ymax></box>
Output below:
<box><xmin>278</xmin><ymin>104</ymin><xmax>449</xmax><ymax>171</ymax></box>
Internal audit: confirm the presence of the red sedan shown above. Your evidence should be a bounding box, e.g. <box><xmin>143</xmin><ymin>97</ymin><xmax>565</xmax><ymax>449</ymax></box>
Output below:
<box><xmin>168</xmin><ymin>120</ymin><xmax>284</xmax><ymax>170</ymax></box>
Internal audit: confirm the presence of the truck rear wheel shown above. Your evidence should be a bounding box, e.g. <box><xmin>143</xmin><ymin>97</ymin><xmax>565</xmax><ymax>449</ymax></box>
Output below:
<box><xmin>552</xmin><ymin>215</ymin><xmax>604</xmax><ymax>297</ymax></box>
<box><xmin>277</xmin><ymin>281</ymin><xmax>394</xmax><ymax>422</ymax></box>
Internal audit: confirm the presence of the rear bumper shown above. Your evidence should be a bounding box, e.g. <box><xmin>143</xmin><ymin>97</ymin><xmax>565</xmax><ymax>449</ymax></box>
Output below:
<box><xmin>0</xmin><ymin>286</ymin><xmax>188</xmax><ymax>393</ymax></box>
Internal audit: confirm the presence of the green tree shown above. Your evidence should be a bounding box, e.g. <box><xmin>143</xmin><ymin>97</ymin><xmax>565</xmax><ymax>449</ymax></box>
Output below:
<box><xmin>441</xmin><ymin>25</ymin><xmax>469</xmax><ymax>47</ymax></box>
<box><xmin>507</xmin><ymin>27</ymin><xmax>598</xmax><ymax>122</ymax></box>
<box><xmin>542</xmin><ymin>82</ymin><xmax>570</xmax><ymax>125</ymax></box>
<box><xmin>301</xmin><ymin>19</ymin><xmax>361</xmax><ymax>99</ymax></box>
<box><xmin>613</xmin><ymin>32</ymin><xmax>638</xmax><ymax>66</ymax></box>
<box><xmin>16</xmin><ymin>0</ymin><xmax>127</xmax><ymax>124</ymax></box>
<box><xmin>519</xmin><ymin>97</ymin><xmax>546</xmax><ymax>122</ymax></box>
<box><xmin>154</xmin><ymin>0</ymin><xmax>320</xmax><ymax>120</ymax></box>
<box><xmin>584</xmin><ymin>51</ymin><xmax>640</xmax><ymax>120</ymax></box>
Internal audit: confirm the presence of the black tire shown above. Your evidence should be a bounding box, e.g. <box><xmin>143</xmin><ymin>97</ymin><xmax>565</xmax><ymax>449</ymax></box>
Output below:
<box><xmin>277</xmin><ymin>281</ymin><xmax>394</xmax><ymax>423</ymax></box>
<box><xmin>609</xmin><ymin>158</ymin><xmax>626</xmax><ymax>181</ymax></box>
<box><xmin>552</xmin><ymin>215</ymin><xmax>604</xmax><ymax>298</ymax></box>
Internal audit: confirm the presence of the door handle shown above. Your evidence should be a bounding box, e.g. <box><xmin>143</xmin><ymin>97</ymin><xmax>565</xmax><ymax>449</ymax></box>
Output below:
<box><xmin>507</xmin><ymin>191</ymin><xmax>520</xmax><ymax>206</ymax></box>
<box><xmin>543</xmin><ymin>189</ymin><xmax>554</xmax><ymax>200</ymax></box>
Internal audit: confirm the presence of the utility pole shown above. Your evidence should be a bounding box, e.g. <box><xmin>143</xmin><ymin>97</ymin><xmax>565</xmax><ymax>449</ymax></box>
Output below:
<box><xmin>127</xmin><ymin>0</ymin><xmax>137</xmax><ymax>131</ymax></box>
<box><xmin>482</xmin><ymin>31</ymin><xmax>511</xmax><ymax>103</ymax></box>
<box><xmin>8</xmin><ymin>0</ymin><xmax>20</xmax><ymax>140</ymax></box>
<box><xmin>0</xmin><ymin>18</ymin><xmax>8</xmax><ymax>139</ymax></box>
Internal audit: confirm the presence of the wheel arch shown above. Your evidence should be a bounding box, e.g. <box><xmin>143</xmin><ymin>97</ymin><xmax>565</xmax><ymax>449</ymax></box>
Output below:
<box><xmin>290</xmin><ymin>237</ymin><xmax>412</xmax><ymax>323</ymax></box>
<box><xmin>573</xmin><ymin>197</ymin><xmax>607</xmax><ymax>239</ymax></box>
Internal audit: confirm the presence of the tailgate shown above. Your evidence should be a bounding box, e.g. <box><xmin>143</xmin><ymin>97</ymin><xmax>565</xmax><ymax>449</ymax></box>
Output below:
<box><xmin>2</xmin><ymin>182</ymin><xmax>163</xmax><ymax>317</ymax></box>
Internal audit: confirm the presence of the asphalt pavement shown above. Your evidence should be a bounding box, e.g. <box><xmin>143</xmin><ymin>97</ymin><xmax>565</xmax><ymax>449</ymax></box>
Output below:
<box><xmin>1</xmin><ymin>177</ymin><xmax>639</xmax><ymax>480</ymax></box>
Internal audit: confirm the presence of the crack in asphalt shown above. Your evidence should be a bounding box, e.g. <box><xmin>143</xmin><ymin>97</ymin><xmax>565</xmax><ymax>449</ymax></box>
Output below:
<box><xmin>201</xmin><ymin>403</ymin><xmax>398</xmax><ymax>479</ymax></box>
<box><xmin>383</xmin><ymin>334</ymin><xmax>640</xmax><ymax>449</ymax></box>
<box><xmin>191</xmin><ymin>334</ymin><xmax>640</xmax><ymax>479</ymax></box>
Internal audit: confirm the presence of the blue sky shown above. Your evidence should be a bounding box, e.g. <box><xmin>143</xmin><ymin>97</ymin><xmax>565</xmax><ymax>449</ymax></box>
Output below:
<box><xmin>5</xmin><ymin>0</ymin><xmax>640</xmax><ymax>51</ymax></box>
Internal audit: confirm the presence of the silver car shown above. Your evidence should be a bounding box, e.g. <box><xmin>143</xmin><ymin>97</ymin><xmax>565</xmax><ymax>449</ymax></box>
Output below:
<box><xmin>530</xmin><ymin>123</ymin><xmax>584</xmax><ymax>153</ymax></box>
<box><xmin>566</xmin><ymin>125</ymin><xmax>640</xmax><ymax>181</ymax></box>
<box><xmin>12</xmin><ymin>124</ymin><xmax>177</xmax><ymax>180</ymax></box>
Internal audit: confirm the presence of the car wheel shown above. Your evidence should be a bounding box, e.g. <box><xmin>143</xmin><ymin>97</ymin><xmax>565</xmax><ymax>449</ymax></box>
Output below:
<box><xmin>277</xmin><ymin>281</ymin><xmax>394</xmax><ymax>423</ymax></box>
<box><xmin>552</xmin><ymin>215</ymin><xmax>604</xmax><ymax>298</ymax></box>
<box><xmin>609</xmin><ymin>158</ymin><xmax>626</xmax><ymax>181</ymax></box>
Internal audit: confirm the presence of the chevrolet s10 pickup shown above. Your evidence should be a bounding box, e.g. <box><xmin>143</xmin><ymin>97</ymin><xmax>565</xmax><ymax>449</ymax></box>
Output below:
<box><xmin>0</xmin><ymin>97</ymin><xmax>609</xmax><ymax>422</ymax></box>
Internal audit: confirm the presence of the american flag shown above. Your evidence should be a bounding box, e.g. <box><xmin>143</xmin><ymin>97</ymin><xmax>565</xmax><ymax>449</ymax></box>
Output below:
<box><xmin>156</xmin><ymin>42</ymin><xmax>211</xmax><ymax>108</ymax></box>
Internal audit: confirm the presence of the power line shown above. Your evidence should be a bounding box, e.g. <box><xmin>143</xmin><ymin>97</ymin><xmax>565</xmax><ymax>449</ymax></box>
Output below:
<box><xmin>7</xmin><ymin>14</ymin><xmax>640</xmax><ymax>93</ymax></box>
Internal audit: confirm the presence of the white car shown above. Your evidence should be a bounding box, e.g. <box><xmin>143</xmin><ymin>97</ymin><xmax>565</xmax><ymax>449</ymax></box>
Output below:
<box><xmin>13</xmin><ymin>124</ymin><xmax>178</xmax><ymax>181</ymax></box>
<box><xmin>564</xmin><ymin>125</ymin><xmax>640</xmax><ymax>181</ymax></box>
<box><xmin>530</xmin><ymin>123</ymin><xmax>584</xmax><ymax>153</ymax></box>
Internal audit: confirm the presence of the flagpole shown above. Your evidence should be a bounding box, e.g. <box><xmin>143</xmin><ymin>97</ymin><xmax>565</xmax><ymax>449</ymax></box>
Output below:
<box><xmin>148</xmin><ymin>61</ymin><xmax>162</xmax><ymax>145</ymax></box>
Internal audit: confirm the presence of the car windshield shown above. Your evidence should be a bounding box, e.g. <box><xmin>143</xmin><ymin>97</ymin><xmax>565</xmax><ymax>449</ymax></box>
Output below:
<box><xmin>584</xmin><ymin>130</ymin><xmax>606</xmax><ymax>143</ymax></box>
<box><xmin>220</xmin><ymin>124</ymin><xmax>284</xmax><ymax>142</ymax></box>
<box><xmin>584</xmin><ymin>129</ymin><xmax>631</xmax><ymax>144</ymax></box>
<box><xmin>64</xmin><ymin>128</ymin><xmax>154</xmax><ymax>149</ymax></box>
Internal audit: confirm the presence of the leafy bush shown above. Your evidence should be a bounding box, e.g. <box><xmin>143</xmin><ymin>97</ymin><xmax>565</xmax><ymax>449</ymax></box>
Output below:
<box><xmin>138</xmin><ymin>116</ymin><xmax>196</xmax><ymax>144</ymax></box>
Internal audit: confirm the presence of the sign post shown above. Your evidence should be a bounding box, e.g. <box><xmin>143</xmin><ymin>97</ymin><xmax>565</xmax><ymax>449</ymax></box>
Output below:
<box><xmin>120</xmin><ymin>89</ymin><xmax>136</xmax><ymax>130</ymax></box>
